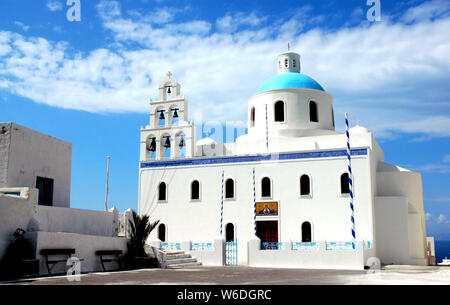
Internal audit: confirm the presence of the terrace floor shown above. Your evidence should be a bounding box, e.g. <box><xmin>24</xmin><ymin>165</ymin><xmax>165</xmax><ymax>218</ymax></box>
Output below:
<box><xmin>2</xmin><ymin>265</ymin><xmax>449</xmax><ymax>285</ymax></box>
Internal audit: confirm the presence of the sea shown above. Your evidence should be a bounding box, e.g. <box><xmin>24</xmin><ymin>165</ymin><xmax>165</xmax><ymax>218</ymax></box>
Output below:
<box><xmin>435</xmin><ymin>240</ymin><xmax>450</xmax><ymax>264</ymax></box>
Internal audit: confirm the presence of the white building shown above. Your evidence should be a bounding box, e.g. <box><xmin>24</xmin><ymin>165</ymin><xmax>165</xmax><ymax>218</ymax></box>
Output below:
<box><xmin>0</xmin><ymin>123</ymin><xmax>127</xmax><ymax>274</ymax></box>
<box><xmin>0</xmin><ymin>122</ymin><xmax>72</xmax><ymax>207</ymax></box>
<box><xmin>139</xmin><ymin>51</ymin><xmax>428</xmax><ymax>269</ymax></box>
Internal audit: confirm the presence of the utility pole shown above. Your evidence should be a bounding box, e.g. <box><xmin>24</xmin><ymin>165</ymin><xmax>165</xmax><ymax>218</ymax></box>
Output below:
<box><xmin>105</xmin><ymin>156</ymin><xmax>111</xmax><ymax>211</ymax></box>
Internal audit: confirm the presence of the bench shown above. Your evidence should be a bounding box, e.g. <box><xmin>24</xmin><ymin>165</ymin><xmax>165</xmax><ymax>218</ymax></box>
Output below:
<box><xmin>95</xmin><ymin>250</ymin><xmax>123</xmax><ymax>271</ymax></box>
<box><xmin>40</xmin><ymin>248</ymin><xmax>76</xmax><ymax>275</ymax></box>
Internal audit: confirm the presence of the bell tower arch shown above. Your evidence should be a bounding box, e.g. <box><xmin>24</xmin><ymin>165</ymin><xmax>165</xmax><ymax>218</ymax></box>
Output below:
<box><xmin>140</xmin><ymin>72</ymin><xmax>196</xmax><ymax>161</ymax></box>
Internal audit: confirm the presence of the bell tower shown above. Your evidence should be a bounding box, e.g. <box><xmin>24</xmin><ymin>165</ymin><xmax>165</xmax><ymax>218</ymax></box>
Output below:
<box><xmin>140</xmin><ymin>72</ymin><xmax>196</xmax><ymax>161</ymax></box>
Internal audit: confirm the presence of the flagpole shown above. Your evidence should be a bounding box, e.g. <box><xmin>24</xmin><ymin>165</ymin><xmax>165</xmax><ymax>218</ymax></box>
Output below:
<box><xmin>104</xmin><ymin>156</ymin><xmax>111</xmax><ymax>211</ymax></box>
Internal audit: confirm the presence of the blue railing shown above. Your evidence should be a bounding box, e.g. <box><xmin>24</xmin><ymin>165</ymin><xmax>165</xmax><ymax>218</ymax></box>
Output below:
<box><xmin>161</xmin><ymin>242</ymin><xmax>182</xmax><ymax>251</ymax></box>
<box><xmin>364</xmin><ymin>241</ymin><xmax>373</xmax><ymax>249</ymax></box>
<box><xmin>326</xmin><ymin>242</ymin><xmax>354</xmax><ymax>251</ymax></box>
<box><xmin>261</xmin><ymin>242</ymin><xmax>285</xmax><ymax>250</ymax></box>
<box><xmin>292</xmin><ymin>242</ymin><xmax>319</xmax><ymax>251</ymax></box>
<box><xmin>225</xmin><ymin>240</ymin><xmax>238</xmax><ymax>266</ymax></box>
<box><xmin>191</xmin><ymin>242</ymin><xmax>214</xmax><ymax>251</ymax></box>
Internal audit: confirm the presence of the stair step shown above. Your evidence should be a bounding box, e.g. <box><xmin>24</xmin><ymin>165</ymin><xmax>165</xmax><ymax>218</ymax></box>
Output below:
<box><xmin>166</xmin><ymin>258</ymin><xmax>198</xmax><ymax>265</ymax></box>
<box><xmin>164</xmin><ymin>250</ymin><xmax>185</xmax><ymax>255</ymax></box>
<box><xmin>166</xmin><ymin>254</ymin><xmax>191</xmax><ymax>260</ymax></box>
<box><xmin>166</xmin><ymin>262</ymin><xmax>202</xmax><ymax>269</ymax></box>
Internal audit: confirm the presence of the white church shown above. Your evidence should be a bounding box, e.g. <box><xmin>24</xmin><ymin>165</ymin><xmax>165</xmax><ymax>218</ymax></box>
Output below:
<box><xmin>139</xmin><ymin>50</ymin><xmax>428</xmax><ymax>269</ymax></box>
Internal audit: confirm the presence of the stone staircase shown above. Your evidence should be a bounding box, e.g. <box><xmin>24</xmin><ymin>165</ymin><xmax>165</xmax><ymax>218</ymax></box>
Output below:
<box><xmin>162</xmin><ymin>250</ymin><xmax>202</xmax><ymax>269</ymax></box>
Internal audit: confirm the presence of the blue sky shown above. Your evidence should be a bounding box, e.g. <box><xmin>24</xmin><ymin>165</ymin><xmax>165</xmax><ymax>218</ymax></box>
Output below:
<box><xmin>0</xmin><ymin>0</ymin><xmax>449</xmax><ymax>239</ymax></box>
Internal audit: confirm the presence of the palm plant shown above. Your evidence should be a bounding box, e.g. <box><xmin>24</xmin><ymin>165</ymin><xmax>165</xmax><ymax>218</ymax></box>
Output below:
<box><xmin>126</xmin><ymin>210</ymin><xmax>159</xmax><ymax>258</ymax></box>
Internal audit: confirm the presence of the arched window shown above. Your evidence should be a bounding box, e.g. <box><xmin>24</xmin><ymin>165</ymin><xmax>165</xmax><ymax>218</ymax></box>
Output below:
<box><xmin>226</xmin><ymin>223</ymin><xmax>235</xmax><ymax>242</ymax></box>
<box><xmin>158</xmin><ymin>182</ymin><xmax>167</xmax><ymax>201</ymax></box>
<box><xmin>301</xmin><ymin>222</ymin><xmax>312</xmax><ymax>242</ymax></box>
<box><xmin>158</xmin><ymin>109</ymin><xmax>166</xmax><ymax>128</ymax></box>
<box><xmin>225</xmin><ymin>179</ymin><xmax>235</xmax><ymax>199</ymax></box>
<box><xmin>284</xmin><ymin>58</ymin><xmax>288</xmax><ymax>68</ymax></box>
<box><xmin>250</xmin><ymin>107</ymin><xmax>255</xmax><ymax>127</ymax></box>
<box><xmin>293</xmin><ymin>59</ymin><xmax>296</xmax><ymax>68</ymax></box>
<box><xmin>261</xmin><ymin>177</ymin><xmax>271</xmax><ymax>197</ymax></box>
<box><xmin>161</xmin><ymin>135</ymin><xmax>171</xmax><ymax>159</ymax></box>
<box><xmin>191</xmin><ymin>180</ymin><xmax>200</xmax><ymax>200</ymax></box>
<box><xmin>176</xmin><ymin>133</ymin><xmax>186</xmax><ymax>158</ymax></box>
<box><xmin>341</xmin><ymin>173</ymin><xmax>350</xmax><ymax>194</ymax></box>
<box><xmin>146</xmin><ymin>136</ymin><xmax>156</xmax><ymax>160</ymax></box>
<box><xmin>300</xmin><ymin>175</ymin><xmax>310</xmax><ymax>196</ymax></box>
<box><xmin>309</xmin><ymin>101</ymin><xmax>318</xmax><ymax>122</ymax></box>
<box><xmin>274</xmin><ymin>101</ymin><xmax>285</xmax><ymax>122</ymax></box>
<box><xmin>158</xmin><ymin>223</ymin><xmax>166</xmax><ymax>242</ymax></box>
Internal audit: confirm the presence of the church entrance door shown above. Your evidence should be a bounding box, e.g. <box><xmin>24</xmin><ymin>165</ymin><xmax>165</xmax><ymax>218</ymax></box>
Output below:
<box><xmin>256</xmin><ymin>220</ymin><xmax>279</xmax><ymax>250</ymax></box>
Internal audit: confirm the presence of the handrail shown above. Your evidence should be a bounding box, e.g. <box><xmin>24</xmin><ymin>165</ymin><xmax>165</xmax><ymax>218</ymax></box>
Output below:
<box><xmin>151</xmin><ymin>246</ymin><xmax>168</xmax><ymax>268</ymax></box>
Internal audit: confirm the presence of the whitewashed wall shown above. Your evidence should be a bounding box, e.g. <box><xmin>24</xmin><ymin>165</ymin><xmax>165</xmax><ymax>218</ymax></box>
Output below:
<box><xmin>36</xmin><ymin>205</ymin><xmax>118</xmax><ymax>237</ymax></box>
<box><xmin>0</xmin><ymin>122</ymin><xmax>72</xmax><ymax>208</ymax></box>
<box><xmin>28</xmin><ymin>231</ymin><xmax>127</xmax><ymax>275</ymax></box>
<box><xmin>376</xmin><ymin>166</ymin><xmax>427</xmax><ymax>263</ymax></box>
<box><xmin>140</xmin><ymin>151</ymin><xmax>373</xmax><ymax>265</ymax></box>
<box><xmin>248</xmin><ymin>240</ymin><xmax>365</xmax><ymax>270</ymax></box>
<box><xmin>0</xmin><ymin>188</ymin><xmax>38</xmax><ymax>260</ymax></box>
<box><xmin>0</xmin><ymin>188</ymin><xmax>121</xmax><ymax>262</ymax></box>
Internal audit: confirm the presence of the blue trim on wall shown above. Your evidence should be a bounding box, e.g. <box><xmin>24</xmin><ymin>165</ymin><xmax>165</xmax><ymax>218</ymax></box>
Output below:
<box><xmin>140</xmin><ymin>148</ymin><xmax>368</xmax><ymax>169</ymax></box>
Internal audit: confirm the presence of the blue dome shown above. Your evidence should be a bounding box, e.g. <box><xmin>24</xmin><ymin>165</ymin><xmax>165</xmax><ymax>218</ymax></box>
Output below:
<box><xmin>256</xmin><ymin>72</ymin><xmax>325</xmax><ymax>93</ymax></box>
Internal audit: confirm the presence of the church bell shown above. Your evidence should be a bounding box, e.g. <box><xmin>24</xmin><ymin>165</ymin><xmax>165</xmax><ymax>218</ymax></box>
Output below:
<box><xmin>164</xmin><ymin>136</ymin><xmax>171</xmax><ymax>148</ymax></box>
<box><xmin>179</xmin><ymin>137</ymin><xmax>185</xmax><ymax>147</ymax></box>
<box><xmin>173</xmin><ymin>108</ymin><xmax>179</xmax><ymax>118</ymax></box>
<box><xmin>148</xmin><ymin>138</ymin><xmax>156</xmax><ymax>152</ymax></box>
<box><xmin>159</xmin><ymin>110</ymin><xmax>165</xmax><ymax>120</ymax></box>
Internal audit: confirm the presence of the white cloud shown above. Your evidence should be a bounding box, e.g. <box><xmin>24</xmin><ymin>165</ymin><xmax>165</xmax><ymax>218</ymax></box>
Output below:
<box><xmin>0</xmin><ymin>0</ymin><xmax>449</xmax><ymax>140</ymax></box>
<box><xmin>437</xmin><ymin>214</ymin><xmax>447</xmax><ymax>223</ymax></box>
<box><xmin>401</xmin><ymin>0</ymin><xmax>450</xmax><ymax>23</ymax></box>
<box><xmin>216</xmin><ymin>12</ymin><xmax>266</xmax><ymax>32</ymax></box>
<box><xmin>412</xmin><ymin>163</ymin><xmax>450</xmax><ymax>174</ymax></box>
<box><xmin>425</xmin><ymin>212</ymin><xmax>432</xmax><ymax>221</ymax></box>
<box><xmin>14</xmin><ymin>21</ymin><xmax>29</xmax><ymax>31</ymax></box>
<box><xmin>46</xmin><ymin>0</ymin><xmax>63</xmax><ymax>12</ymax></box>
<box><xmin>427</xmin><ymin>197</ymin><xmax>450</xmax><ymax>202</ymax></box>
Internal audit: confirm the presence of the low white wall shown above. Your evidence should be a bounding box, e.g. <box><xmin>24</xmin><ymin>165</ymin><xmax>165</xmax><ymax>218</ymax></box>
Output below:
<box><xmin>374</xmin><ymin>196</ymin><xmax>411</xmax><ymax>265</ymax></box>
<box><xmin>376</xmin><ymin>168</ymin><xmax>427</xmax><ymax>260</ymax></box>
<box><xmin>28</xmin><ymin>231</ymin><xmax>128</xmax><ymax>275</ymax></box>
<box><xmin>248</xmin><ymin>240</ymin><xmax>365</xmax><ymax>270</ymax></box>
<box><xmin>36</xmin><ymin>206</ymin><xmax>118</xmax><ymax>237</ymax></box>
<box><xmin>0</xmin><ymin>189</ymin><xmax>38</xmax><ymax>259</ymax></box>
<box><xmin>185</xmin><ymin>240</ymin><xmax>224</xmax><ymax>266</ymax></box>
<box><xmin>0</xmin><ymin>187</ymin><xmax>120</xmax><ymax>262</ymax></box>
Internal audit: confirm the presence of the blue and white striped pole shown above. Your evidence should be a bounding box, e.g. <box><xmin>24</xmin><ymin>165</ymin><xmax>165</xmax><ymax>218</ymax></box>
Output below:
<box><xmin>265</xmin><ymin>104</ymin><xmax>269</xmax><ymax>151</ymax></box>
<box><xmin>220</xmin><ymin>170</ymin><xmax>224</xmax><ymax>237</ymax></box>
<box><xmin>345</xmin><ymin>113</ymin><xmax>356</xmax><ymax>249</ymax></box>
<box><xmin>253</xmin><ymin>168</ymin><xmax>257</xmax><ymax>236</ymax></box>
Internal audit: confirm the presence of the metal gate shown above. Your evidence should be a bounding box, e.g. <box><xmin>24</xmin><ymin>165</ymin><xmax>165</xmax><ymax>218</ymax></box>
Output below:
<box><xmin>225</xmin><ymin>240</ymin><xmax>238</xmax><ymax>266</ymax></box>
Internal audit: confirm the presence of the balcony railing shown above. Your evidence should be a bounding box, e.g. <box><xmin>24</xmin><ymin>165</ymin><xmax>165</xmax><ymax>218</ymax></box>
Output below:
<box><xmin>261</xmin><ymin>242</ymin><xmax>285</xmax><ymax>250</ymax></box>
<box><xmin>191</xmin><ymin>242</ymin><xmax>214</xmax><ymax>251</ymax></box>
<box><xmin>326</xmin><ymin>242</ymin><xmax>355</xmax><ymax>251</ymax></box>
<box><xmin>292</xmin><ymin>242</ymin><xmax>319</xmax><ymax>251</ymax></box>
<box><xmin>161</xmin><ymin>242</ymin><xmax>182</xmax><ymax>251</ymax></box>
